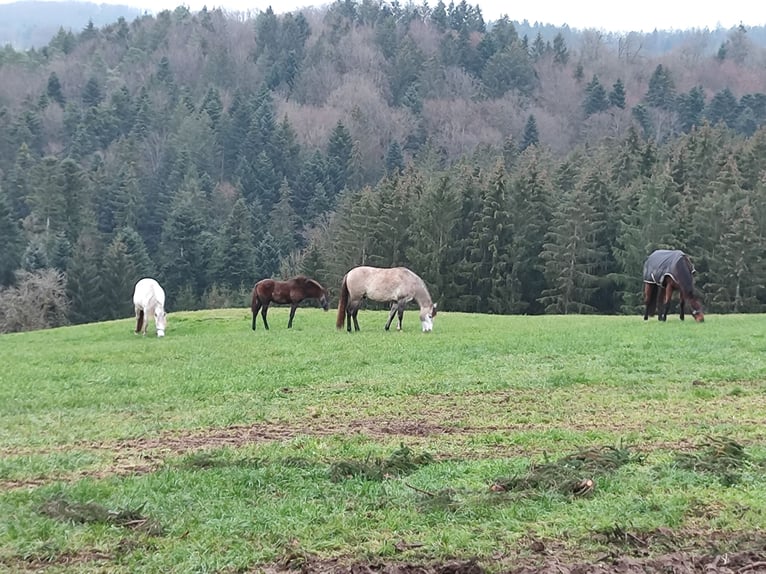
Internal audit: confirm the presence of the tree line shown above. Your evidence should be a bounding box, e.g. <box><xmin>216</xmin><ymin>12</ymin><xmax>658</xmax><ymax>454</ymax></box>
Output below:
<box><xmin>1</xmin><ymin>1</ymin><xmax>765</xmax><ymax>331</ymax></box>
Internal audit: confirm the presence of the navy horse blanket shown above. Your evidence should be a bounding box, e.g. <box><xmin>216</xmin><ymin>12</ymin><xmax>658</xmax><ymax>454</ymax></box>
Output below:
<box><xmin>643</xmin><ymin>249</ymin><xmax>694</xmax><ymax>285</ymax></box>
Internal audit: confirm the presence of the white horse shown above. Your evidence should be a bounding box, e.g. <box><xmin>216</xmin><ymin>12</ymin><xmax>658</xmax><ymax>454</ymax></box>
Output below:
<box><xmin>336</xmin><ymin>266</ymin><xmax>437</xmax><ymax>332</ymax></box>
<box><xmin>133</xmin><ymin>278</ymin><xmax>167</xmax><ymax>337</ymax></box>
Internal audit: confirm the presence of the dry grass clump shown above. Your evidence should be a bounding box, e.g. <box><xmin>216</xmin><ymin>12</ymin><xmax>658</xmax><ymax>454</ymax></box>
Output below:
<box><xmin>329</xmin><ymin>443</ymin><xmax>434</xmax><ymax>482</ymax></box>
<box><xmin>39</xmin><ymin>496</ymin><xmax>163</xmax><ymax>535</ymax></box>
<box><xmin>491</xmin><ymin>444</ymin><xmax>643</xmax><ymax>497</ymax></box>
<box><xmin>673</xmin><ymin>436</ymin><xmax>755</xmax><ymax>485</ymax></box>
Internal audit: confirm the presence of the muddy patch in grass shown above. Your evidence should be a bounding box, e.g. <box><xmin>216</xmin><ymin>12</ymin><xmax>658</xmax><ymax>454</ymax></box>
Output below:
<box><xmin>261</xmin><ymin>528</ymin><xmax>766</xmax><ymax>574</ymax></box>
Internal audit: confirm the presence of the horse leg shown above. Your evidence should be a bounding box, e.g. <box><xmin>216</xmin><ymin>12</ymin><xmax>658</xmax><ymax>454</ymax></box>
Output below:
<box><xmin>135</xmin><ymin>307</ymin><xmax>144</xmax><ymax>334</ymax></box>
<box><xmin>396</xmin><ymin>300</ymin><xmax>405</xmax><ymax>331</ymax></box>
<box><xmin>679</xmin><ymin>293</ymin><xmax>686</xmax><ymax>321</ymax></box>
<box><xmin>345</xmin><ymin>301</ymin><xmax>353</xmax><ymax>332</ymax></box>
<box><xmin>385</xmin><ymin>302</ymin><xmax>397</xmax><ymax>331</ymax></box>
<box><xmin>659</xmin><ymin>284</ymin><xmax>670</xmax><ymax>321</ymax></box>
<box><xmin>288</xmin><ymin>304</ymin><xmax>297</xmax><ymax>328</ymax></box>
<box><xmin>261</xmin><ymin>304</ymin><xmax>270</xmax><ymax>330</ymax></box>
<box><xmin>252</xmin><ymin>299</ymin><xmax>262</xmax><ymax>330</ymax></box>
<box><xmin>349</xmin><ymin>302</ymin><xmax>361</xmax><ymax>332</ymax></box>
<box><xmin>643</xmin><ymin>284</ymin><xmax>656</xmax><ymax>320</ymax></box>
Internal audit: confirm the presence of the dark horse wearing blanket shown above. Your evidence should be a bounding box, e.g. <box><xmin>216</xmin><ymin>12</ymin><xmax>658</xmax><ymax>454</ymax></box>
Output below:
<box><xmin>643</xmin><ymin>250</ymin><xmax>704</xmax><ymax>322</ymax></box>
<box><xmin>336</xmin><ymin>266</ymin><xmax>437</xmax><ymax>332</ymax></box>
<box><xmin>251</xmin><ymin>276</ymin><xmax>329</xmax><ymax>330</ymax></box>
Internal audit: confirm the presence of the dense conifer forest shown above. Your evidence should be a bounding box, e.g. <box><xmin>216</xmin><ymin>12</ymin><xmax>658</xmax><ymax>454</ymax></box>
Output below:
<box><xmin>1</xmin><ymin>0</ymin><xmax>766</xmax><ymax>331</ymax></box>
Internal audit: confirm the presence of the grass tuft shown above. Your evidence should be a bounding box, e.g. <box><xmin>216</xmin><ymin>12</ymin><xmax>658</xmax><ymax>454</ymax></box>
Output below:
<box><xmin>328</xmin><ymin>443</ymin><xmax>434</xmax><ymax>482</ymax></box>
<box><xmin>673</xmin><ymin>436</ymin><xmax>754</xmax><ymax>485</ymax></box>
<box><xmin>491</xmin><ymin>444</ymin><xmax>644</xmax><ymax>497</ymax></box>
<box><xmin>38</xmin><ymin>495</ymin><xmax>163</xmax><ymax>535</ymax></box>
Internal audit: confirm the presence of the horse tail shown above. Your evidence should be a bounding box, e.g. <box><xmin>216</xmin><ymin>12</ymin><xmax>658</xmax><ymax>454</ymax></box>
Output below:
<box><xmin>336</xmin><ymin>274</ymin><xmax>349</xmax><ymax>330</ymax></box>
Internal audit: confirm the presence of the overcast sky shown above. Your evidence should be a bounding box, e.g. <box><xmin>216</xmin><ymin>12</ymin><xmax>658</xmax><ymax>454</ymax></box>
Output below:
<box><xmin>4</xmin><ymin>0</ymin><xmax>765</xmax><ymax>33</ymax></box>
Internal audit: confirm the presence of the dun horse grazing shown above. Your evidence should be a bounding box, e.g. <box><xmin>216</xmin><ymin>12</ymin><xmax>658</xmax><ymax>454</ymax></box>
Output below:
<box><xmin>643</xmin><ymin>249</ymin><xmax>704</xmax><ymax>322</ymax></box>
<box><xmin>133</xmin><ymin>278</ymin><xmax>167</xmax><ymax>337</ymax></box>
<box><xmin>336</xmin><ymin>266</ymin><xmax>437</xmax><ymax>332</ymax></box>
<box><xmin>251</xmin><ymin>276</ymin><xmax>329</xmax><ymax>330</ymax></box>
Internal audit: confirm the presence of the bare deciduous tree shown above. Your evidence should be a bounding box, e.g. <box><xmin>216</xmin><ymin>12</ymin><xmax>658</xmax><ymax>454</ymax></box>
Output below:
<box><xmin>0</xmin><ymin>269</ymin><xmax>69</xmax><ymax>333</ymax></box>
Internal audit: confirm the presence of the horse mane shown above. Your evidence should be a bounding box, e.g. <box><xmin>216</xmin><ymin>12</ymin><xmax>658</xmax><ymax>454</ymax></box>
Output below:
<box><xmin>675</xmin><ymin>255</ymin><xmax>697</xmax><ymax>296</ymax></box>
<box><xmin>407</xmin><ymin>270</ymin><xmax>433</xmax><ymax>308</ymax></box>
<box><xmin>294</xmin><ymin>276</ymin><xmax>325</xmax><ymax>293</ymax></box>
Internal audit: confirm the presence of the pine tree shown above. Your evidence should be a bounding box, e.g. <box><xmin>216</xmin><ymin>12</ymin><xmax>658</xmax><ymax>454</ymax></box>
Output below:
<box><xmin>46</xmin><ymin>72</ymin><xmax>65</xmax><ymax>107</ymax></box>
<box><xmin>327</xmin><ymin>187</ymin><xmax>380</xmax><ymax>279</ymax></box>
<box><xmin>254</xmin><ymin>232</ymin><xmax>281</xmax><ymax>280</ymax></box>
<box><xmin>460</xmin><ymin>161</ymin><xmax>513</xmax><ymax>313</ymax></box>
<box><xmin>613</xmin><ymin>171</ymin><xmax>679</xmax><ymax>313</ymax></box>
<box><xmin>116</xmin><ymin>226</ymin><xmax>156</xmax><ymax>280</ymax></box>
<box><xmin>645</xmin><ymin>64</ymin><xmax>676</xmax><ymax>110</ymax></box>
<box><xmin>405</xmin><ymin>173</ymin><xmax>459</xmax><ymax>303</ymax></box>
<box><xmin>0</xmin><ymin>187</ymin><xmax>22</xmax><ymax>285</ymax></box>
<box><xmin>326</xmin><ymin>121</ymin><xmax>353</xmax><ymax>198</ymax></box>
<box><xmin>294</xmin><ymin>151</ymin><xmax>328</xmax><ymax>221</ymax></box>
<box><xmin>366</xmin><ymin>175</ymin><xmax>413</xmax><ymax>268</ymax></box>
<box><xmin>101</xmin><ymin>235</ymin><xmax>139</xmax><ymax>320</ymax></box>
<box><xmin>706</xmin><ymin>88</ymin><xmax>739</xmax><ymax>129</ymax></box>
<box><xmin>707</xmin><ymin>201</ymin><xmax>764</xmax><ymax>312</ymax></box>
<box><xmin>385</xmin><ymin>141</ymin><xmax>405</xmax><ymax>176</ymax></box>
<box><xmin>521</xmin><ymin>115</ymin><xmax>539</xmax><ymax>150</ymax></box>
<box><xmin>268</xmin><ymin>179</ymin><xmax>299</xmax><ymax>257</ymax></box>
<box><xmin>539</xmin><ymin>184</ymin><xmax>600</xmax><ymax>314</ymax></box>
<box><xmin>509</xmin><ymin>149</ymin><xmax>553</xmax><ymax>313</ymax></box>
<box><xmin>159</xmin><ymin>175</ymin><xmax>213</xmax><ymax>305</ymax></box>
<box><xmin>216</xmin><ymin>198</ymin><xmax>256</xmax><ymax>290</ymax></box>
<box><xmin>609</xmin><ymin>79</ymin><xmax>626</xmax><ymax>110</ymax></box>
<box><xmin>677</xmin><ymin>86</ymin><xmax>705</xmax><ymax>133</ymax></box>
<box><xmin>580</xmin><ymin>162</ymin><xmax>618</xmax><ymax>313</ymax></box>
<box><xmin>481</xmin><ymin>44</ymin><xmax>537</xmax><ymax>98</ymax></box>
<box><xmin>390</xmin><ymin>37</ymin><xmax>424</xmax><ymax>106</ymax></box>
<box><xmin>552</xmin><ymin>32</ymin><xmax>569</xmax><ymax>65</ymax></box>
<box><xmin>81</xmin><ymin>77</ymin><xmax>103</xmax><ymax>108</ymax></box>
<box><xmin>584</xmin><ymin>75</ymin><xmax>609</xmax><ymax>117</ymax></box>
<box><xmin>66</xmin><ymin>230</ymin><xmax>105</xmax><ymax>324</ymax></box>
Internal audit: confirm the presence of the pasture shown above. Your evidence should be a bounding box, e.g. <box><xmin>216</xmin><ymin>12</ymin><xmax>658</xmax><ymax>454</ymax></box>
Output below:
<box><xmin>1</xmin><ymin>309</ymin><xmax>766</xmax><ymax>573</ymax></box>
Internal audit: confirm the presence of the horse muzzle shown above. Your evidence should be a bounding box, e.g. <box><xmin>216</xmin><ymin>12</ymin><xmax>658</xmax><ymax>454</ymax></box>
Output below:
<box><xmin>157</xmin><ymin>329</ymin><xmax>165</xmax><ymax>337</ymax></box>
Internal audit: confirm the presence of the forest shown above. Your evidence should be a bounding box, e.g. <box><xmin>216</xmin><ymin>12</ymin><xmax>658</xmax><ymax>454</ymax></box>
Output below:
<box><xmin>1</xmin><ymin>0</ymin><xmax>766</xmax><ymax>332</ymax></box>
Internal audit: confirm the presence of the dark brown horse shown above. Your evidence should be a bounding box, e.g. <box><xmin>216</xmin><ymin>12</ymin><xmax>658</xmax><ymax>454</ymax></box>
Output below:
<box><xmin>643</xmin><ymin>250</ymin><xmax>704</xmax><ymax>322</ymax></box>
<box><xmin>251</xmin><ymin>276</ymin><xmax>329</xmax><ymax>330</ymax></box>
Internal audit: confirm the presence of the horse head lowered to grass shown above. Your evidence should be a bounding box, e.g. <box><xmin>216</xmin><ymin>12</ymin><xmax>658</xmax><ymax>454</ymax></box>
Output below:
<box><xmin>643</xmin><ymin>249</ymin><xmax>704</xmax><ymax>322</ymax></box>
<box><xmin>133</xmin><ymin>277</ymin><xmax>167</xmax><ymax>337</ymax></box>
<box><xmin>336</xmin><ymin>266</ymin><xmax>437</xmax><ymax>333</ymax></box>
<box><xmin>251</xmin><ymin>275</ymin><xmax>329</xmax><ymax>330</ymax></box>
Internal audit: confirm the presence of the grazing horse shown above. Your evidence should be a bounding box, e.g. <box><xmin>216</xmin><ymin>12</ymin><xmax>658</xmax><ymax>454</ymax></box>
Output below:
<box><xmin>133</xmin><ymin>278</ymin><xmax>167</xmax><ymax>337</ymax></box>
<box><xmin>336</xmin><ymin>266</ymin><xmax>437</xmax><ymax>332</ymax></box>
<box><xmin>251</xmin><ymin>275</ymin><xmax>329</xmax><ymax>330</ymax></box>
<box><xmin>643</xmin><ymin>249</ymin><xmax>704</xmax><ymax>322</ymax></box>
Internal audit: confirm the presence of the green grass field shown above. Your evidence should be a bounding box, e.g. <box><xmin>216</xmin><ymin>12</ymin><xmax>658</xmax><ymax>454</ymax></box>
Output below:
<box><xmin>2</xmin><ymin>308</ymin><xmax>766</xmax><ymax>572</ymax></box>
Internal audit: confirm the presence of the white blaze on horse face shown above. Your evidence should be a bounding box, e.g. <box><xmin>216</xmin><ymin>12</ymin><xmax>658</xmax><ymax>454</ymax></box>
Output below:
<box><xmin>155</xmin><ymin>307</ymin><xmax>167</xmax><ymax>337</ymax></box>
<box><xmin>420</xmin><ymin>312</ymin><xmax>433</xmax><ymax>332</ymax></box>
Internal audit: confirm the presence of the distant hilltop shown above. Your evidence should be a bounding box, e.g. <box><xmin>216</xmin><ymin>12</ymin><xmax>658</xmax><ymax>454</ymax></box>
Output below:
<box><xmin>0</xmin><ymin>1</ymin><xmax>143</xmax><ymax>49</ymax></box>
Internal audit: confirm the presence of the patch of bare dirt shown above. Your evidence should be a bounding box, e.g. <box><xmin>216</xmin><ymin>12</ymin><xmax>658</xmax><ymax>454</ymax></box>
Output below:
<box><xmin>0</xmin><ymin>549</ymin><xmax>112</xmax><ymax>572</ymax></box>
<box><xmin>259</xmin><ymin>550</ymin><xmax>766</xmax><ymax>574</ymax></box>
<box><xmin>1</xmin><ymin>413</ymin><xmax>761</xmax><ymax>492</ymax></box>
<box><xmin>0</xmin><ymin>419</ymin><xmax>457</xmax><ymax>491</ymax></box>
<box><xmin>254</xmin><ymin>528</ymin><xmax>766</xmax><ymax>574</ymax></box>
